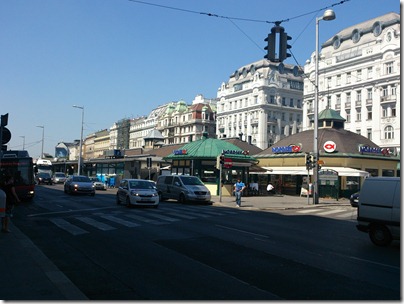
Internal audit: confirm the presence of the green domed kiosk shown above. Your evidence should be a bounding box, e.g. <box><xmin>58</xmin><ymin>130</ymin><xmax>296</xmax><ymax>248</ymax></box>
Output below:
<box><xmin>164</xmin><ymin>133</ymin><xmax>258</xmax><ymax>196</ymax></box>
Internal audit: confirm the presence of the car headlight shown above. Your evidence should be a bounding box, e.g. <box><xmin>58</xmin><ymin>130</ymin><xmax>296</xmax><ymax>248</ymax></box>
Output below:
<box><xmin>130</xmin><ymin>190</ymin><xmax>140</xmax><ymax>196</ymax></box>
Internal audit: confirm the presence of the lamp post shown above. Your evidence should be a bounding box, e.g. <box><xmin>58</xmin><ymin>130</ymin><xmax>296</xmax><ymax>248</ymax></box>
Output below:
<box><xmin>313</xmin><ymin>9</ymin><xmax>336</xmax><ymax>205</ymax></box>
<box><xmin>73</xmin><ymin>105</ymin><xmax>84</xmax><ymax>175</ymax></box>
<box><xmin>36</xmin><ymin>125</ymin><xmax>44</xmax><ymax>158</ymax></box>
<box><xmin>20</xmin><ymin>136</ymin><xmax>25</xmax><ymax>150</ymax></box>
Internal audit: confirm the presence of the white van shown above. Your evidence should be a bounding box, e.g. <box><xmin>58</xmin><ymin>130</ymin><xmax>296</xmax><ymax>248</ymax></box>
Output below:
<box><xmin>156</xmin><ymin>175</ymin><xmax>211</xmax><ymax>204</ymax></box>
<box><xmin>356</xmin><ymin>177</ymin><xmax>400</xmax><ymax>246</ymax></box>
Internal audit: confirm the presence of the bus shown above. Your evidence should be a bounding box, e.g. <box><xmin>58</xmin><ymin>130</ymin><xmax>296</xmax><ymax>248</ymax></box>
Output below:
<box><xmin>0</xmin><ymin>150</ymin><xmax>35</xmax><ymax>201</ymax></box>
<box><xmin>34</xmin><ymin>158</ymin><xmax>53</xmax><ymax>176</ymax></box>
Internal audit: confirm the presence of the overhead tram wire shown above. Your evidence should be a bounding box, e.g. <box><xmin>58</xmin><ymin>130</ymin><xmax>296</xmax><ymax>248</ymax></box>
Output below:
<box><xmin>127</xmin><ymin>0</ymin><xmax>351</xmax><ymax>26</ymax></box>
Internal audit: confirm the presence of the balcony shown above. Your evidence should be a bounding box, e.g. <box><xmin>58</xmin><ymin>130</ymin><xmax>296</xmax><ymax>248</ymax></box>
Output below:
<box><xmin>380</xmin><ymin>95</ymin><xmax>397</xmax><ymax>103</ymax></box>
<box><xmin>267</xmin><ymin>118</ymin><xmax>277</xmax><ymax>125</ymax></box>
<box><xmin>366</xmin><ymin>99</ymin><xmax>373</xmax><ymax>105</ymax></box>
<box><xmin>345</xmin><ymin>102</ymin><xmax>351</xmax><ymax>109</ymax></box>
<box><xmin>335</xmin><ymin>104</ymin><xmax>341</xmax><ymax>110</ymax></box>
<box><xmin>251</xmin><ymin>119</ymin><xmax>259</xmax><ymax>125</ymax></box>
<box><xmin>355</xmin><ymin>101</ymin><xmax>362</xmax><ymax>108</ymax></box>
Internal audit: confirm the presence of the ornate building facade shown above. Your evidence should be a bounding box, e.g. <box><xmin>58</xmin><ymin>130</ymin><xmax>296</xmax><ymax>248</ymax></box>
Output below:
<box><xmin>216</xmin><ymin>59</ymin><xmax>304</xmax><ymax>150</ymax></box>
<box><xmin>303</xmin><ymin>12</ymin><xmax>400</xmax><ymax>155</ymax></box>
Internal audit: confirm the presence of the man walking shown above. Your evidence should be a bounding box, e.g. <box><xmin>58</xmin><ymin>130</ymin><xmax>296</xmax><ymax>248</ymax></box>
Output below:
<box><xmin>234</xmin><ymin>178</ymin><xmax>246</xmax><ymax>207</ymax></box>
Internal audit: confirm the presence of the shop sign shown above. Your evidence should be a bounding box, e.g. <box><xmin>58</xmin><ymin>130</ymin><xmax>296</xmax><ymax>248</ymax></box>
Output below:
<box><xmin>272</xmin><ymin>144</ymin><xmax>301</xmax><ymax>154</ymax></box>
<box><xmin>323</xmin><ymin>141</ymin><xmax>336</xmax><ymax>153</ymax></box>
<box><xmin>319</xmin><ymin>169</ymin><xmax>338</xmax><ymax>180</ymax></box>
<box><xmin>222</xmin><ymin>150</ymin><xmax>249</xmax><ymax>155</ymax></box>
<box><xmin>173</xmin><ymin>149</ymin><xmax>187</xmax><ymax>155</ymax></box>
<box><xmin>359</xmin><ymin>145</ymin><xmax>391</xmax><ymax>156</ymax></box>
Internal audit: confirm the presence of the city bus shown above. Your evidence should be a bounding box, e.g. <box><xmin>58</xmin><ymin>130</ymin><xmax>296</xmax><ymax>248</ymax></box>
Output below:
<box><xmin>0</xmin><ymin>150</ymin><xmax>35</xmax><ymax>201</ymax></box>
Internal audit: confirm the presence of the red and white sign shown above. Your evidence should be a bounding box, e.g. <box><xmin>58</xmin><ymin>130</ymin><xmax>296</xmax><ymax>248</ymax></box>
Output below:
<box><xmin>323</xmin><ymin>141</ymin><xmax>336</xmax><ymax>153</ymax></box>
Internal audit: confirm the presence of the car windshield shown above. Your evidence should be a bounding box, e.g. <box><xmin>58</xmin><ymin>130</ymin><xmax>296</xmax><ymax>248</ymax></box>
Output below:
<box><xmin>181</xmin><ymin>176</ymin><xmax>203</xmax><ymax>186</ymax></box>
<box><xmin>38</xmin><ymin>173</ymin><xmax>50</xmax><ymax>178</ymax></box>
<box><xmin>90</xmin><ymin>177</ymin><xmax>100</xmax><ymax>182</ymax></box>
<box><xmin>73</xmin><ymin>176</ymin><xmax>91</xmax><ymax>182</ymax></box>
<box><xmin>55</xmin><ymin>173</ymin><xmax>65</xmax><ymax>177</ymax></box>
<box><xmin>129</xmin><ymin>180</ymin><xmax>155</xmax><ymax>189</ymax></box>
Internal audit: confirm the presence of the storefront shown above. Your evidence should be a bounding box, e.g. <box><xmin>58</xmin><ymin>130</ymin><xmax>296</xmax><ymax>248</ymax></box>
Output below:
<box><xmin>164</xmin><ymin>134</ymin><xmax>258</xmax><ymax>196</ymax></box>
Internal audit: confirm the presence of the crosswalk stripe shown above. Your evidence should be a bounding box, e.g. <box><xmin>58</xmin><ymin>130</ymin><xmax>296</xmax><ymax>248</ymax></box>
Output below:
<box><xmin>145</xmin><ymin>212</ymin><xmax>180</xmax><ymax>222</ymax></box>
<box><xmin>297</xmin><ymin>209</ymin><xmax>319</xmax><ymax>214</ymax></box>
<box><xmin>315</xmin><ymin>209</ymin><xmax>348</xmax><ymax>216</ymax></box>
<box><xmin>75</xmin><ymin>216</ymin><xmax>116</xmax><ymax>231</ymax></box>
<box><xmin>50</xmin><ymin>218</ymin><xmax>88</xmax><ymax>235</ymax></box>
<box><xmin>123</xmin><ymin>213</ymin><xmax>164</xmax><ymax>225</ymax></box>
<box><xmin>167</xmin><ymin>212</ymin><xmax>196</xmax><ymax>220</ymax></box>
<box><xmin>169</xmin><ymin>209</ymin><xmax>211</xmax><ymax>218</ymax></box>
<box><xmin>98</xmin><ymin>215</ymin><xmax>140</xmax><ymax>227</ymax></box>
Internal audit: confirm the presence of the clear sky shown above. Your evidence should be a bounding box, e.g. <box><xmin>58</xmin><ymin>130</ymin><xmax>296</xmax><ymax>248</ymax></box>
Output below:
<box><xmin>0</xmin><ymin>0</ymin><xmax>400</xmax><ymax>158</ymax></box>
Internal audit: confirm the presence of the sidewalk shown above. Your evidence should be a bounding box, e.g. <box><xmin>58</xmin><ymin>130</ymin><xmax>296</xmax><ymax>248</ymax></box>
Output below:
<box><xmin>212</xmin><ymin>193</ymin><xmax>349</xmax><ymax>210</ymax></box>
<box><xmin>0</xmin><ymin>194</ymin><xmax>348</xmax><ymax>300</ymax></box>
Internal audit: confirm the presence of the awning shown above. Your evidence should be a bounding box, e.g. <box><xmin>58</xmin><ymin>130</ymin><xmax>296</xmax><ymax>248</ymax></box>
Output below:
<box><xmin>261</xmin><ymin>166</ymin><xmax>370</xmax><ymax>177</ymax></box>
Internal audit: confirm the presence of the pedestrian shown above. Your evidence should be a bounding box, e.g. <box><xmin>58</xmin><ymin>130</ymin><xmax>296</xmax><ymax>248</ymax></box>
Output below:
<box><xmin>266</xmin><ymin>182</ymin><xmax>275</xmax><ymax>195</ymax></box>
<box><xmin>233</xmin><ymin>178</ymin><xmax>246</xmax><ymax>207</ymax></box>
<box><xmin>0</xmin><ymin>174</ymin><xmax>21</xmax><ymax>233</ymax></box>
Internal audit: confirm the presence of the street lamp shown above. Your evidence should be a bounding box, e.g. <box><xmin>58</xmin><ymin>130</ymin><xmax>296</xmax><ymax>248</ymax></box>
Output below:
<box><xmin>313</xmin><ymin>9</ymin><xmax>336</xmax><ymax>205</ymax></box>
<box><xmin>36</xmin><ymin>125</ymin><xmax>44</xmax><ymax>158</ymax></box>
<box><xmin>20</xmin><ymin>136</ymin><xmax>25</xmax><ymax>150</ymax></box>
<box><xmin>73</xmin><ymin>105</ymin><xmax>84</xmax><ymax>175</ymax></box>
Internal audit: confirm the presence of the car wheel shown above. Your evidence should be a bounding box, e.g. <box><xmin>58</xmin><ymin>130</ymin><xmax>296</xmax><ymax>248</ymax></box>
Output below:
<box><xmin>179</xmin><ymin>193</ymin><xmax>186</xmax><ymax>204</ymax></box>
<box><xmin>369</xmin><ymin>224</ymin><xmax>392</xmax><ymax>246</ymax></box>
<box><xmin>126</xmin><ymin>197</ymin><xmax>131</xmax><ymax>207</ymax></box>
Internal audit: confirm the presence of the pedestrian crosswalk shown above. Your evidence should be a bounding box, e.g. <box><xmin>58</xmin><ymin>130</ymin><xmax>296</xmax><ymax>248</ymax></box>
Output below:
<box><xmin>291</xmin><ymin>207</ymin><xmax>357</xmax><ymax>221</ymax></box>
<box><xmin>47</xmin><ymin>205</ymin><xmax>238</xmax><ymax>236</ymax></box>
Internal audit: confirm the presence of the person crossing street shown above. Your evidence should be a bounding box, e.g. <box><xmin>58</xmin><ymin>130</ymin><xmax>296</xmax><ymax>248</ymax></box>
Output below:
<box><xmin>233</xmin><ymin>178</ymin><xmax>246</xmax><ymax>207</ymax></box>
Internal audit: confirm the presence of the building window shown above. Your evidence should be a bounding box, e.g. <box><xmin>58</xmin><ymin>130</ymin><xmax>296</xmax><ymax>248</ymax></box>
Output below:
<box><xmin>270</xmin><ymin>95</ymin><xmax>275</xmax><ymax>104</ymax></box>
<box><xmin>281</xmin><ymin>113</ymin><xmax>285</xmax><ymax>121</ymax></box>
<box><xmin>391</xmin><ymin>86</ymin><xmax>397</xmax><ymax>96</ymax></box>
<box><xmin>327</xmin><ymin>77</ymin><xmax>332</xmax><ymax>88</ymax></box>
<box><xmin>357</xmin><ymin>69</ymin><xmax>362</xmax><ymax>81</ymax></box>
<box><xmin>382</xmin><ymin>107</ymin><xmax>388</xmax><ymax>118</ymax></box>
<box><xmin>392</xmin><ymin>107</ymin><xmax>396</xmax><ymax>117</ymax></box>
<box><xmin>356</xmin><ymin>129</ymin><xmax>361</xmax><ymax>135</ymax></box>
<box><xmin>356</xmin><ymin>109</ymin><xmax>361</xmax><ymax>121</ymax></box>
<box><xmin>367</xmin><ymin>88</ymin><xmax>373</xmax><ymax>101</ymax></box>
<box><xmin>346</xmin><ymin>92</ymin><xmax>351</xmax><ymax>103</ymax></box>
<box><xmin>367</xmin><ymin>128</ymin><xmax>372</xmax><ymax>140</ymax></box>
<box><xmin>346</xmin><ymin>111</ymin><xmax>351</xmax><ymax>123</ymax></box>
<box><xmin>346</xmin><ymin>72</ymin><xmax>351</xmax><ymax>84</ymax></box>
<box><xmin>385</xmin><ymin>62</ymin><xmax>394</xmax><ymax>74</ymax></box>
<box><xmin>289</xmin><ymin>98</ymin><xmax>294</xmax><ymax>107</ymax></box>
<box><xmin>282</xmin><ymin>97</ymin><xmax>286</xmax><ymax>106</ymax></box>
<box><xmin>297</xmin><ymin>99</ymin><xmax>301</xmax><ymax>108</ymax></box>
<box><xmin>384</xmin><ymin>126</ymin><xmax>394</xmax><ymax>139</ymax></box>
<box><xmin>367</xmin><ymin>108</ymin><xmax>372</xmax><ymax>120</ymax></box>
<box><xmin>356</xmin><ymin>90</ymin><xmax>362</xmax><ymax>102</ymax></box>
<box><xmin>336</xmin><ymin>75</ymin><xmax>341</xmax><ymax>86</ymax></box>
<box><xmin>367</xmin><ymin>67</ymin><xmax>373</xmax><ymax>79</ymax></box>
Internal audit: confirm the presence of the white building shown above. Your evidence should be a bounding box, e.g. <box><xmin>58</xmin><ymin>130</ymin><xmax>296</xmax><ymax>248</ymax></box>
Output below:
<box><xmin>216</xmin><ymin>59</ymin><xmax>304</xmax><ymax>149</ymax></box>
<box><xmin>303</xmin><ymin>12</ymin><xmax>400</xmax><ymax>155</ymax></box>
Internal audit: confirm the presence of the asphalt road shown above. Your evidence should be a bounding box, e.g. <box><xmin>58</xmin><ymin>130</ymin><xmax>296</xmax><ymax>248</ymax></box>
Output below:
<box><xmin>12</xmin><ymin>184</ymin><xmax>400</xmax><ymax>300</ymax></box>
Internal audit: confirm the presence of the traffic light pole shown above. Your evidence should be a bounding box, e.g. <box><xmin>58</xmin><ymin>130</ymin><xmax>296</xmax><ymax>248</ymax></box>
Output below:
<box><xmin>219</xmin><ymin>162</ymin><xmax>222</xmax><ymax>202</ymax></box>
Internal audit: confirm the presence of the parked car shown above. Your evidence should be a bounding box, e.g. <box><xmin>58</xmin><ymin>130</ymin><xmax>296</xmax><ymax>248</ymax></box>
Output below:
<box><xmin>356</xmin><ymin>177</ymin><xmax>400</xmax><ymax>246</ymax></box>
<box><xmin>116</xmin><ymin>179</ymin><xmax>159</xmax><ymax>207</ymax></box>
<box><xmin>350</xmin><ymin>192</ymin><xmax>359</xmax><ymax>207</ymax></box>
<box><xmin>35</xmin><ymin>172</ymin><xmax>53</xmax><ymax>185</ymax></box>
<box><xmin>52</xmin><ymin>172</ymin><xmax>67</xmax><ymax>184</ymax></box>
<box><xmin>64</xmin><ymin>175</ymin><xmax>95</xmax><ymax>196</ymax></box>
<box><xmin>156</xmin><ymin>175</ymin><xmax>211</xmax><ymax>204</ymax></box>
<box><xmin>90</xmin><ymin>177</ymin><xmax>107</xmax><ymax>190</ymax></box>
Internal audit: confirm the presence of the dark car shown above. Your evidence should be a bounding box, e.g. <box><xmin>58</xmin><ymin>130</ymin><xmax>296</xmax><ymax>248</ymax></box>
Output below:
<box><xmin>64</xmin><ymin>175</ymin><xmax>95</xmax><ymax>196</ymax></box>
<box><xmin>35</xmin><ymin>172</ymin><xmax>53</xmax><ymax>185</ymax></box>
<box><xmin>350</xmin><ymin>192</ymin><xmax>359</xmax><ymax>207</ymax></box>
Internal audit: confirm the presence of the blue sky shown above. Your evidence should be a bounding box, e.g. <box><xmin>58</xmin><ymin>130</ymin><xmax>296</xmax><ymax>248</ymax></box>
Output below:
<box><xmin>0</xmin><ymin>0</ymin><xmax>399</xmax><ymax>158</ymax></box>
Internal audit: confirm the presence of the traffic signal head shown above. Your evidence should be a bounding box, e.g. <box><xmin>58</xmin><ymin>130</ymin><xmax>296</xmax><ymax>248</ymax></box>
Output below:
<box><xmin>279</xmin><ymin>31</ymin><xmax>292</xmax><ymax>62</ymax></box>
<box><xmin>264</xmin><ymin>33</ymin><xmax>276</xmax><ymax>62</ymax></box>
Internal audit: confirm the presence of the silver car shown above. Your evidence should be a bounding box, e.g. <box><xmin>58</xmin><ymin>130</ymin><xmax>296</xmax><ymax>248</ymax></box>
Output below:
<box><xmin>116</xmin><ymin>179</ymin><xmax>159</xmax><ymax>207</ymax></box>
<box><xmin>64</xmin><ymin>175</ymin><xmax>95</xmax><ymax>196</ymax></box>
<box><xmin>90</xmin><ymin>177</ymin><xmax>107</xmax><ymax>190</ymax></box>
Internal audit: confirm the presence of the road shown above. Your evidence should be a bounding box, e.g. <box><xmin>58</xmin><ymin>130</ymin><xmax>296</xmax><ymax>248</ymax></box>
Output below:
<box><xmin>12</xmin><ymin>184</ymin><xmax>400</xmax><ymax>300</ymax></box>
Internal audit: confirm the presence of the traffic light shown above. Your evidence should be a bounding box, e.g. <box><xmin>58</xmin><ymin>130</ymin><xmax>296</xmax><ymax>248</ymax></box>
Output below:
<box><xmin>279</xmin><ymin>31</ymin><xmax>292</xmax><ymax>62</ymax></box>
<box><xmin>216</xmin><ymin>155</ymin><xmax>225</xmax><ymax>169</ymax></box>
<box><xmin>264</xmin><ymin>32</ymin><xmax>276</xmax><ymax>62</ymax></box>
<box><xmin>146</xmin><ymin>157</ymin><xmax>152</xmax><ymax>168</ymax></box>
<box><xmin>305</xmin><ymin>153</ymin><xmax>314</xmax><ymax>170</ymax></box>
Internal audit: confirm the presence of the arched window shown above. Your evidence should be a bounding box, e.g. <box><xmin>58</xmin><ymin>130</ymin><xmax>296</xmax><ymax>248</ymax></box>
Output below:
<box><xmin>384</xmin><ymin>126</ymin><xmax>394</xmax><ymax>139</ymax></box>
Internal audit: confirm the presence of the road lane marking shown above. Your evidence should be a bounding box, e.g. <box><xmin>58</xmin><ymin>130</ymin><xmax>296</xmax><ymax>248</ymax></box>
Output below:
<box><xmin>315</xmin><ymin>209</ymin><xmax>348</xmax><ymax>216</ymax></box>
<box><xmin>216</xmin><ymin>224</ymin><xmax>269</xmax><ymax>238</ymax></box>
<box><xmin>28</xmin><ymin>206</ymin><xmax>117</xmax><ymax>217</ymax></box>
<box><xmin>145</xmin><ymin>213</ymin><xmax>180</xmax><ymax>222</ymax></box>
<box><xmin>75</xmin><ymin>216</ymin><xmax>116</xmax><ymax>231</ymax></box>
<box><xmin>97</xmin><ymin>214</ymin><xmax>140</xmax><ymax>227</ymax></box>
<box><xmin>123</xmin><ymin>213</ymin><xmax>164</xmax><ymax>225</ymax></box>
<box><xmin>50</xmin><ymin>218</ymin><xmax>88</xmax><ymax>235</ymax></box>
